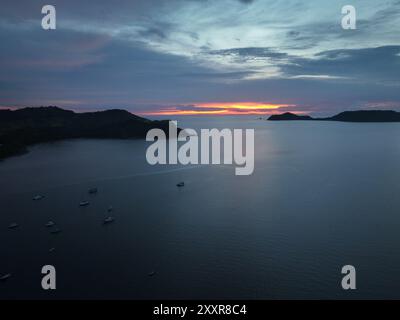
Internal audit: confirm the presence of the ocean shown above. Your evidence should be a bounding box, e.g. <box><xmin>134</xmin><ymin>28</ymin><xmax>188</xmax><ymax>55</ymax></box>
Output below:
<box><xmin>1</xmin><ymin>117</ymin><xmax>400</xmax><ymax>299</ymax></box>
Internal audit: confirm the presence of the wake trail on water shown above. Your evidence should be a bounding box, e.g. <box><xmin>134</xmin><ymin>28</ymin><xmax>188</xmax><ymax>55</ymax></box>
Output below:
<box><xmin>6</xmin><ymin>164</ymin><xmax>211</xmax><ymax>197</ymax></box>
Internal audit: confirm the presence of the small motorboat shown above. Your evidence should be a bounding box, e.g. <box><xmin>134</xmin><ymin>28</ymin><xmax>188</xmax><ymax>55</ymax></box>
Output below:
<box><xmin>32</xmin><ymin>195</ymin><xmax>44</xmax><ymax>201</ymax></box>
<box><xmin>0</xmin><ymin>273</ymin><xmax>11</xmax><ymax>281</ymax></box>
<box><xmin>176</xmin><ymin>182</ymin><xmax>185</xmax><ymax>187</ymax></box>
<box><xmin>79</xmin><ymin>201</ymin><xmax>90</xmax><ymax>207</ymax></box>
<box><xmin>8</xmin><ymin>223</ymin><xmax>18</xmax><ymax>229</ymax></box>
<box><xmin>49</xmin><ymin>247</ymin><xmax>55</xmax><ymax>253</ymax></box>
<box><xmin>45</xmin><ymin>221</ymin><xmax>55</xmax><ymax>228</ymax></box>
<box><xmin>50</xmin><ymin>228</ymin><xmax>61</xmax><ymax>234</ymax></box>
<box><xmin>103</xmin><ymin>216</ymin><xmax>115</xmax><ymax>224</ymax></box>
<box><xmin>148</xmin><ymin>271</ymin><xmax>156</xmax><ymax>277</ymax></box>
<box><xmin>88</xmin><ymin>188</ymin><xmax>98</xmax><ymax>194</ymax></box>
<box><xmin>107</xmin><ymin>206</ymin><xmax>113</xmax><ymax>212</ymax></box>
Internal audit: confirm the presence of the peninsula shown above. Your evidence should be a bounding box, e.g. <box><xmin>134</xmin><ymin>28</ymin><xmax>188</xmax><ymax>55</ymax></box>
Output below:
<box><xmin>268</xmin><ymin>110</ymin><xmax>400</xmax><ymax>122</ymax></box>
<box><xmin>0</xmin><ymin>106</ymin><xmax>173</xmax><ymax>160</ymax></box>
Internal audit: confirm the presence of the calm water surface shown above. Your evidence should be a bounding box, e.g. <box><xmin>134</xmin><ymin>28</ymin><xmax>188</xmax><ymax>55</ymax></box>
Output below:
<box><xmin>1</xmin><ymin>117</ymin><xmax>400</xmax><ymax>299</ymax></box>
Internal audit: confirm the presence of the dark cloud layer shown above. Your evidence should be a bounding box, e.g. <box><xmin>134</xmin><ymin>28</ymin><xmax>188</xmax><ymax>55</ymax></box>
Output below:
<box><xmin>0</xmin><ymin>0</ymin><xmax>400</xmax><ymax>115</ymax></box>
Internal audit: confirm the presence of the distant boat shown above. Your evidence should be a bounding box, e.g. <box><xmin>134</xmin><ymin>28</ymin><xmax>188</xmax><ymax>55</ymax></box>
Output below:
<box><xmin>0</xmin><ymin>273</ymin><xmax>11</xmax><ymax>281</ymax></box>
<box><xmin>148</xmin><ymin>271</ymin><xmax>156</xmax><ymax>277</ymax></box>
<box><xmin>107</xmin><ymin>206</ymin><xmax>113</xmax><ymax>212</ymax></box>
<box><xmin>79</xmin><ymin>201</ymin><xmax>90</xmax><ymax>207</ymax></box>
<box><xmin>50</xmin><ymin>228</ymin><xmax>61</xmax><ymax>234</ymax></box>
<box><xmin>49</xmin><ymin>247</ymin><xmax>55</xmax><ymax>253</ymax></box>
<box><xmin>103</xmin><ymin>217</ymin><xmax>115</xmax><ymax>224</ymax></box>
<box><xmin>176</xmin><ymin>182</ymin><xmax>185</xmax><ymax>187</ymax></box>
<box><xmin>88</xmin><ymin>188</ymin><xmax>98</xmax><ymax>194</ymax></box>
<box><xmin>32</xmin><ymin>195</ymin><xmax>44</xmax><ymax>201</ymax></box>
<box><xmin>8</xmin><ymin>223</ymin><xmax>18</xmax><ymax>229</ymax></box>
<box><xmin>45</xmin><ymin>221</ymin><xmax>55</xmax><ymax>228</ymax></box>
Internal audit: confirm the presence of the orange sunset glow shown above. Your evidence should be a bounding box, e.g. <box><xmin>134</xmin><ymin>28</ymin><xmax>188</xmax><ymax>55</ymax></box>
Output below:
<box><xmin>140</xmin><ymin>102</ymin><xmax>296</xmax><ymax>116</ymax></box>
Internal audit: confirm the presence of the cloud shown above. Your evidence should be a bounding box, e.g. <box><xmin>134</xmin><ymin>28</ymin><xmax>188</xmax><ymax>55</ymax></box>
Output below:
<box><xmin>0</xmin><ymin>25</ymin><xmax>110</xmax><ymax>73</ymax></box>
<box><xmin>139</xmin><ymin>102</ymin><xmax>297</xmax><ymax>116</ymax></box>
<box><xmin>209</xmin><ymin>47</ymin><xmax>289</xmax><ymax>60</ymax></box>
<box><xmin>0</xmin><ymin>0</ymin><xmax>400</xmax><ymax>115</ymax></box>
<box><xmin>206</xmin><ymin>45</ymin><xmax>400</xmax><ymax>84</ymax></box>
<box><xmin>289</xmin><ymin>46</ymin><xmax>400</xmax><ymax>83</ymax></box>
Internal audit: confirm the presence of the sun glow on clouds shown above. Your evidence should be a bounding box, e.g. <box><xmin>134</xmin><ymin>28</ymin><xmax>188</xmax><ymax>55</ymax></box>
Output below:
<box><xmin>139</xmin><ymin>102</ymin><xmax>296</xmax><ymax>116</ymax></box>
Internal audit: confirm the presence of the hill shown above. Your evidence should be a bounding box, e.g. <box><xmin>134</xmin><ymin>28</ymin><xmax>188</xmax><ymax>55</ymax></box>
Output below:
<box><xmin>0</xmin><ymin>106</ymin><xmax>173</xmax><ymax>159</ymax></box>
<box><xmin>268</xmin><ymin>110</ymin><xmax>400</xmax><ymax>122</ymax></box>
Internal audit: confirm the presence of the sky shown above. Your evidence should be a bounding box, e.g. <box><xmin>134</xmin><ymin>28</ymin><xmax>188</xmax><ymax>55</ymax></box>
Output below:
<box><xmin>0</xmin><ymin>0</ymin><xmax>400</xmax><ymax>116</ymax></box>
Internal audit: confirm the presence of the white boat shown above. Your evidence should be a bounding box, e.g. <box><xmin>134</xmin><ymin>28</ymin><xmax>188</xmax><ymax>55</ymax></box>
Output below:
<box><xmin>103</xmin><ymin>216</ymin><xmax>115</xmax><ymax>224</ymax></box>
<box><xmin>50</xmin><ymin>228</ymin><xmax>61</xmax><ymax>234</ymax></box>
<box><xmin>32</xmin><ymin>195</ymin><xmax>44</xmax><ymax>201</ymax></box>
<box><xmin>8</xmin><ymin>223</ymin><xmax>18</xmax><ymax>229</ymax></box>
<box><xmin>79</xmin><ymin>201</ymin><xmax>90</xmax><ymax>207</ymax></box>
<box><xmin>0</xmin><ymin>273</ymin><xmax>11</xmax><ymax>281</ymax></box>
<box><xmin>45</xmin><ymin>221</ymin><xmax>55</xmax><ymax>227</ymax></box>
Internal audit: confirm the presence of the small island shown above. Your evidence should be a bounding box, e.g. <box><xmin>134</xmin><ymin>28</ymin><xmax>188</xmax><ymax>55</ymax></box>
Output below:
<box><xmin>0</xmin><ymin>106</ymin><xmax>174</xmax><ymax>160</ymax></box>
<box><xmin>268</xmin><ymin>110</ymin><xmax>400</xmax><ymax>122</ymax></box>
<box><xmin>268</xmin><ymin>113</ymin><xmax>313</xmax><ymax>121</ymax></box>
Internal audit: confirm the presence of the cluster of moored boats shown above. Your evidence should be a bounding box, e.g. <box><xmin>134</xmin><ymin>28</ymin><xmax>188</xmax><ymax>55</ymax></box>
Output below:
<box><xmin>1</xmin><ymin>181</ymin><xmax>185</xmax><ymax>282</ymax></box>
<box><xmin>8</xmin><ymin>187</ymin><xmax>116</xmax><ymax>231</ymax></box>
<box><xmin>1</xmin><ymin>187</ymin><xmax>117</xmax><ymax>283</ymax></box>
